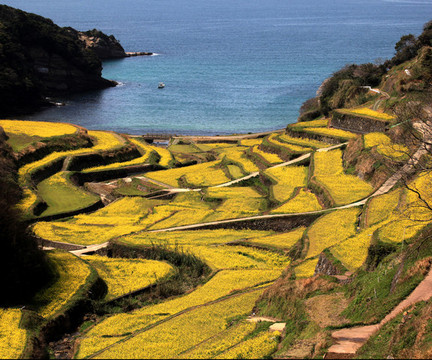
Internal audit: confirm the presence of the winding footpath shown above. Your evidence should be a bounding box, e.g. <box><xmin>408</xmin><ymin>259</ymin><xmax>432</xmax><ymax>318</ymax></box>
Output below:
<box><xmin>326</xmin><ymin>118</ymin><xmax>432</xmax><ymax>357</ymax></box>
<box><xmin>327</xmin><ymin>267</ymin><xmax>432</xmax><ymax>357</ymax></box>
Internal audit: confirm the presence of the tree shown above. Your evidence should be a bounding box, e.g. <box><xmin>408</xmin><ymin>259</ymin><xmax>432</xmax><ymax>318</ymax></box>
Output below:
<box><xmin>388</xmin><ymin>99</ymin><xmax>432</xmax><ymax>221</ymax></box>
<box><xmin>393</xmin><ymin>34</ymin><xmax>418</xmax><ymax>65</ymax></box>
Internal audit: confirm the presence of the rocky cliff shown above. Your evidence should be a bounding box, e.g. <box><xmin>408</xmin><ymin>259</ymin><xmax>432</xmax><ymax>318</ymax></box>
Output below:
<box><xmin>0</xmin><ymin>5</ymin><xmax>118</xmax><ymax>116</ymax></box>
<box><xmin>72</xmin><ymin>28</ymin><xmax>127</xmax><ymax>59</ymax></box>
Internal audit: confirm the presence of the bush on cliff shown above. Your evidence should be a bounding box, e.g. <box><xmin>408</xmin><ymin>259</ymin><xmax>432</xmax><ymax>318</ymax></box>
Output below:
<box><xmin>317</xmin><ymin>20</ymin><xmax>432</xmax><ymax>116</ymax></box>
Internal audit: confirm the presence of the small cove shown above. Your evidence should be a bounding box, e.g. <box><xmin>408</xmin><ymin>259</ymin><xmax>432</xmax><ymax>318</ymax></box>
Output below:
<box><xmin>4</xmin><ymin>0</ymin><xmax>432</xmax><ymax>135</ymax></box>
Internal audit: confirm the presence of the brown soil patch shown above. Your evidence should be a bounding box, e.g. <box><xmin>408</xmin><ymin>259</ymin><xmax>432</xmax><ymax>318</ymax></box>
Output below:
<box><xmin>305</xmin><ymin>293</ymin><xmax>349</xmax><ymax>328</ymax></box>
<box><xmin>278</xmin><ymin>339</ymin><xmax>315</xmax><ymax>359</ymax></box>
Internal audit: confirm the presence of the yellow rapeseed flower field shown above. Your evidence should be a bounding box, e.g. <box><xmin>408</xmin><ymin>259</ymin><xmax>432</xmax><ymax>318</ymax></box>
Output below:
<box><xmin>313</xmin><ymin>149</ymin><xmax>345</xmax><ymax>176</ymax></box>
<box><xmin>34</xmin><ymin>251</ymin><xmax>91</xmax><ymax>318</ymax></box>
<box><xmin>365</xmin><ymin>189</ymin><xmax>402</xmax><ymax>226</ymax></box>
<box><xmin>218</xmin><ymin>147</ymin><xmax>260</xmax><ymax>173</ymax></box>
<box><xmin>270</xmin><ymin>188</ymin><xmax>322</xmax><ymax>213</ymax></box>
<box><xmin>264</xmin><ymin>165</ymin><xmax>308</xmax><ymax>202</ymax></box>
<box><xmin>364</xmin><ymin>132</ymin><xmax>391</xmax><ymax>148</ymax></box>
<box><xmin>178</xmin><ymin>320</ymin><xmax>256</xmax><ymax>359</ymax></box>
<box><xmin>18</xmin><ymin>130</ymin><xmax>124</xmax><ymax>187</ymax></box>
<box><xmin>378</xmin><ymin>218</ymin><xmax>426</xmax><ymax>244</ymax></box>
<box><xmin>364</xmin><ymin>132</ymin><xmax>408</xmax><ymax>160</ymax></box>
<box><xmin>240</xmin><ymin>138</ymin><xmax>263</xmax><ymax>146</ymax></box>
<box><xmin>251</xmin><ymin>145</ymin><xmax>284</xmax><ymax>164</ymax></box>
<box><xmin>87</xmin><ymin>130</ymin><xmax>125</xmax><ymax>149</ymax></box>
<box><xmin>278</xmin><ymin>133</ymin><xmax>330</xmax><ymax>149</ymax></box>
<box><xmin>77</xmin><ymin>282</ymin><xmax>266</xmax><ymax>358</ymax></box>
<box><xmin>150</xmin><ymin>145</ymin><xmax>174</xmax><ymax>167</ymax></box>
<box><xmin>215</xmin><ymin>330</ymin><xmax>280</xmax><ymax>359</ymax></box>
<box><xmin>246</xmin><ymin>227</ymin><xmax>305</xmax><ymax>249</ymax></box>
<box><xmin>295</xmin><ymin>258</ymin><xmax>319</xmax><ymax>278</ymax></box>
<box><xmin>195</xmin><ymin>142</ymin><xmax>238</xmax><ymax>151</ymax></box>
<box><xmin>201</xmin><ymin>186</ymin><xmax>266</xmax><ymax>221</ymax></box>
<box><xmin>0</xmin><ymin>309</ymin><xmax>27</xmax><ymax>359</ymax></box>
<box><xmin>187</xmin><ymin>245</ymin><xmax>290</xmax><ymax>270</ymax></box>
<box><xmin>33</xmin><ymin>197</ymin><xmax>164</xmax><ymax>244</ymax></box>
<box><xmin>207</xmin><ymin>186</ymin><xmax>262</xmax><ymax>199</ymax></box>
<box><xmin>148</xmin><ymin>209</ymin><xmax>214</xmax><ymax>230</ymax></box>
<box><xmin>313</xmin><ymin>150</ymin><xmax>373</xmax><ymax>205</ymax></box>
<box><xmin>306</xmin><ymin>208</ymin><xmax>359</xmax><ymax>259</ymax></box>
<box><xmin>290</xmin><ymin>118</ymin><xmax>329</xmax><ymax>128</ymax></box>
<box><xmin>15</xmin><ymin>187</ymin><xmax>37</xmax><ymax>213</ymax></box>
<box><xmin>267</xmin><ymin>133</ymin><xmax>312</xmax><ymax>153</ymax></box>
<box><xmin>146</xmin><ymin>160</ymin><xmax>230</xmax><ymax>187</ymax></box>
<box><xmin>211</xmin><ymin>195</ymin><xmax>265</xmax><ymax>217</ymax></box>
<box><xmin>0</xmin><ymin>119</ymin><xmax>77</xmax><ymax>137</ymax></box>
<box><xmin>331</xmin><ymin>224</ymin><xmax>381</xmax><ymax>271</ymax></box>
<box><xmin>90</xmin><ymin>290</ymin><xmax>264</xmax><ymax>359</ymax></box>
<box><xmin>375</xmin><ymin>172</ymin><xmax>432</xmax><ymax>244</ymax></box>
<box><xmin>120</xmin><ymin>229</ymin><xmax>272</xmax><ymax>247</ymax></box>
<box><xmin>345</xmin><ymin>107</ymin><xmax>395</xmax><ymax>121</ymax></box>
<box><xmin>33</xmin><ymin>221</ymin><xmax>144</xmax><ymax>245</ymax></box>
<box><xmin>83</xmin><ymin>256</ymin><xmax>174</xmax><ymax>300</ymax></box>
<box><xmin>302</xmin><ymin>127</ymin><xmax>357</xmax><ymax>140</ymax></box>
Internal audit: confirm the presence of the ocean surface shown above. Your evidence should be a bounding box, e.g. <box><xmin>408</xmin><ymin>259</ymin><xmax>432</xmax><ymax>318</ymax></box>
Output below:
<box><xmin>4</xmin><ymin>0</ymin><xmax>432</xmax><ymax>135</ymax></box>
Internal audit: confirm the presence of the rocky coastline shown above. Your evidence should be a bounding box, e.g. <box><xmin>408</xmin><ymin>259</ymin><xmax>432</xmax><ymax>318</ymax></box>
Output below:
<box><xmin>0</xmin><ymin>5</ymin><xmax>153</xmax><ymax>117</ymax></box>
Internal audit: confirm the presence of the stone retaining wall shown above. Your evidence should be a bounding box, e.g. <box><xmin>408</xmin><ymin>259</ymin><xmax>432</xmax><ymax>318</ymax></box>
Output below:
<box><xmin>67</xmin><ymin>145</ymin><xmax>141</xmax><ymax>171</ymax></box>
<box><xmin>286</xmin><ymin>128</ymin><xmax>343</xmax><ymax>145</ymax></box>
<box><xmin>331</xmin><ymin>111</ymin><xmax>390</xmax><ymax>134</ymax></box>
<box><xmin>189</xmin><ymin>213</ymin><xmax>322</xmax><ymax>232</ymax></box>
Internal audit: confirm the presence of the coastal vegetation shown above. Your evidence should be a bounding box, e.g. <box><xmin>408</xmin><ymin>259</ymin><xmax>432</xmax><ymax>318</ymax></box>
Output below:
<box><xmin>1</xmin><ymin>12</ymin><xmax>432</xmax><ymax>360</ymax></box>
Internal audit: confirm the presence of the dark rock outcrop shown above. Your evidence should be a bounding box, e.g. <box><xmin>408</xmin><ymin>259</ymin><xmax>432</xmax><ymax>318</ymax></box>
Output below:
<box><xmin>314</xmin><ymin>252</ymin><xmax>340</xmax><ymax>276</ymax></box>
<box><xmin>73</xmin><ymin>28</ymin><xmax>127</xmax><ymax>59</ymax></box>
<box><xmin>0</xmin><ymin>5</ymin><xmax>116</xmax><ymax>116</ymax></box>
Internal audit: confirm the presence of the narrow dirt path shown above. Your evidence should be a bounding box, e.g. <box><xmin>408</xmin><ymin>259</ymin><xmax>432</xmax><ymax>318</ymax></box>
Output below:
<box><xmin>327</xmin><ymin>267</ymin><xmax>432</xmax><ymax>356</ymax></box>
<box><xmin>326</xmin><ymin>118</ymin><xmax>432</xmax><ymax>358</ymax></box>
<box><xmin>70</xmin><ymin>242</ymin><xmax>109</xmax><ymax>256</ymax></box>
<box><xmin>246</xmin><ymin>315</ymin><xmax>282</xmax><ymax>323</ymax></box>
<box><xmin>135</xmin><ymin>175</ymin><xmax>176</xmax><ymax>189</ymax></box>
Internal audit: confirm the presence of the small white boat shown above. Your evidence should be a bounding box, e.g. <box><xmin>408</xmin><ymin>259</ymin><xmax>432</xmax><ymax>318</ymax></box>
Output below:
<box><xmin>158</xmin><ymin>82</ymin><xmax>165</xmax><ymax>89</ymax></box>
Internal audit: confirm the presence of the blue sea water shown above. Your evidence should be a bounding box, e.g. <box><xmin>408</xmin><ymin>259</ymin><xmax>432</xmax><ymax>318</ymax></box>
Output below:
<box><xmin>4</xmin><ymin>0</ymin><xmax>432</xmax><ymax>135</ymax></box>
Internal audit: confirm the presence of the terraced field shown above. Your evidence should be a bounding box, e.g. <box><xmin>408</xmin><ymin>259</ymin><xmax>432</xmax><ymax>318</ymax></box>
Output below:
<box><xmin>83</xmin><ymin>256</ymin><xmax>174</xmax><ymax>300</ymax></box>
<box><xmin>37</xmin><ymin>172</ymin><xmax>100</xmax><ymax>217</ymax></box>
<box><xmin>0</xmin><ymin>119</ymin><xmax>78</xmax><ymax>151</ymax></box>
<box><xmin>0</xmin><ymin>309</ymin><xmax>27</xmax><ymax>359</ymax></box>
<box><xmin>312</xmin><ymin>149</ymin><xmax>374</xmax><ymax>206</ymax></box>
<box><xmin>5</xmin><ymin>118</ymin><xmax>429</xmax><ymax>359</ymax></box>
<box><xmin>32</xmin><ymin>250</ymin><xmax>93</xmax><ymax>319</ymax></box>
